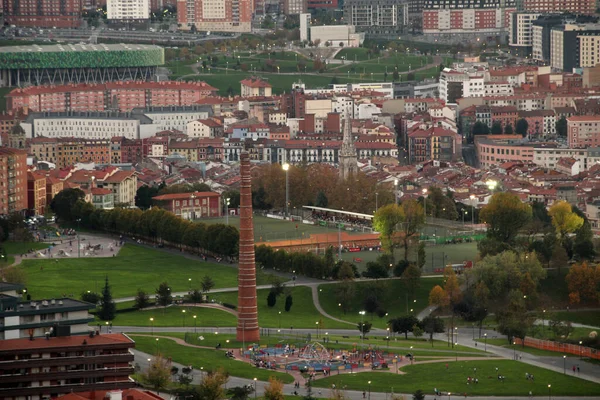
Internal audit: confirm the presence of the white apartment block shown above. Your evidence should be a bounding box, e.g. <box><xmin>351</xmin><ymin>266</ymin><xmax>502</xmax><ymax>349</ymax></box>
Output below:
<box><xmin>107</xmin><ymin>0</ymin><xmax>150</xmax><ymax>20</ymax></box>
<box><xmin>509</xmin><ymin>13</ymin><xmax>541</xmax><ymax>50</ymax></box>
<box><xmin>533</xmin><ymin>147</ymin><xmax>600</xmax><ymax>170</ymax></box>
<box><xmin>578</xmin><ymin>32</ymin><xmax>600</xmax><ymax>68</ymax></box>
<box><xmin>29</xmin><ymin>117</ymin><xmax>141</xmax><ymax>140</ymax></box>
<box><xmin>532</xmin><ymin>25</ymin><xmax>544</xmax><ymax>62</ymax></box>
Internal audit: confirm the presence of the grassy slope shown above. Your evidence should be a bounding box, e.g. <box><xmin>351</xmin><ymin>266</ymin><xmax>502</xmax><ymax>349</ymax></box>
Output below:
<box><xmin>99</xmin><ymin>305</ymin><xmax>237</xmax><ymax>327</ymax></box>
<box><xmin>318</xmin><ymin>278</ymin><xmax>444</xmax><ymax>329</ymax></box>
<box><xmin>18</xmin><ymin>244</ymin><xmax>271</xmax><ymax>299</ymax></box>
<box><xmin>312</xmin><ymin>360</ymin><xmax>600</xmax><ymax>396</ymax></box>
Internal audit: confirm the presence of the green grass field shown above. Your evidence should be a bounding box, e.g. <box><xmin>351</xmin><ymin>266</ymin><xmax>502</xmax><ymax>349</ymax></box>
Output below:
<box><xmin>3</xmin><ymin>241</ymin><xmax>49</xmax><ymax>255</ymax></box>
<box><xmin>131</xmin><ymin>335</ymin><xmax>294</xmax><ymax>383</ymax></box>
<box><xmin>553</xmin><ymin>310</ymin><xmax>600</xmax><ymax>328</ymax></box>
<box><xmin>475</xmin><ymin>338</ymin><xmax>567</xmax><ymax>357</ymax></box>
<box><xmin>318</xmin><ymin>278</ymin><xmax>444</xmax><ymax>329</ymax></box>
<box><xmin>215</xmin><ymin>286</ymin><xmax>351</xmax><ymax>329</ymax></box>
<box><xmin>100</xmin><ymin>305</ymin><xmax>237</xmax><ymax>328</ymax></box>
<box><xmin>17</xmin><ymin>244</ymin><xmax>271</xmax><ymax>299</ymax></box>
<box><xmin>312</xmin><ymin>360</ymin><xmax>600</xmax><ymax>396</ymax></box>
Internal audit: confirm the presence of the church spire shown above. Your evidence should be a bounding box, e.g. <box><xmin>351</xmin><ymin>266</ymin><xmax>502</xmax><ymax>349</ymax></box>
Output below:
<box><xmin>338</xmin><ymin>115</ymin><xmax>358</xmax><ymax>180</ymax></box>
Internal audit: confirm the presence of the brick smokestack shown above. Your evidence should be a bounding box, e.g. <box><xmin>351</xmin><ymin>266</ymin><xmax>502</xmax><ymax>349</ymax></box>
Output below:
<box><xmin>236</xmin><ymin>151</ymin><xmax>260</xmax><ymax>343</ymax></box>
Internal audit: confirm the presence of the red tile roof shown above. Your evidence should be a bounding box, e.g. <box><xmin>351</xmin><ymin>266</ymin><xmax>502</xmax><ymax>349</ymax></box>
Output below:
<box><xmin>0</xmin><ymin>333</ymin><xmax>133</xmax><ymax>352</ymax></box>
<box><xmin>241</xmin><ymin>78</ymin><xmax>272</xmax><ymax>88</ymax></box>
<box><xmin>103</xmin><ymin>171</ymin><xmax>135</xmax><ymax>183</ymax></box>
<box><xmin>152</xmin><ymin>191</ymin><xmax>220</xmax><ymax>201</ymax></box>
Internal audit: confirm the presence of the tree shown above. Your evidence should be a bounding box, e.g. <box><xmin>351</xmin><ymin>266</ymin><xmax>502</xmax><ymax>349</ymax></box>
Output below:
<box><xmin>189</xmin><ymin>289</ymin><xmax>203</xmax><ymax>303</ymax></box>
<box><xmin>428</xmin><ymin>285</ymin><xmax>448</xmax><ymax>308</ymax></box>
<box><xmin>135</xmin><ymin>185</ymin><xmax>161</xmax><ymax>209</ymax></box>
<box><xmin>337</xmin><ymin>261</ymin><xmax>355</xmax><ymax>281</ymax></box>
<box><xmin>402</xmin><ymin>263</ymin><xmax>422</xmax><ymax>300</ymax></box>
<box><xmin>264</xmin><ymin>377</ymin><xmax>285</xmax><ymax>400</ymax></box>
<box><xmin>144</xmin><ymin>355</ymin><xmax>171</xmax><ymax>392</ymax></box>
<box><xmin>549</xmin><ymin>244</ymin><xmax>569</xmax><ymax>274</ymax></box>
<box><xmin>315</xmin><ymin>191</ymin><xmax>328</xmax><ymax>207</ymax></box>
<box><xmin>362</xmin><ymin>262</ymin><xmax>389</xmax><ymax>279</ymax></box>
<box><xmin>573</xmin><ymin>220</ymin><xmax>596</xmax><ymax>260</ymax></box>
<box><xmin>491</xmin><ymin>121</ymin><xmax>503</xmax><ymax>134</ymax></box>
<box><xmin>335</xmin><ymin>281</ymin><xmax>355</xmax><ymax>314</ymax></box>
<box><xmin>227</xmin><ymin>386</ymin><xmax>254</xmax><ymax>400</ymax></box>
<box><xmin>135</xmin><ymin>289</ymin><xmax>151</xmax><ymax>309</ymax></box>
<box><xmin>98</xmin><ymin>277</ymin><xmax>116</xmax><ymax>321</ymax></box>
<box><xmin>400</xmin><ymin>200</ymin><xmax>425</xmax><ymax>261</ymax></box>
<box><xmin>393</xmin><ymin>69</ymin><xmax>400</xmax><ymax>82</ymax></box>
<box><xmin>389</xmin><ymin>315</ymin><xmax>419</xmax><ymax>339</ymax></box>
<box><xmin>549</xmin><ymin>201</ymin><xmax>584</xmax><ymax>245</ymax></box>
<box><xmin>413</xmin><ymin>390</ymin><xmax>426</xmax><ymax>400</ymax></box>
<box><xmin>504</xmin><ymin>123</ymin><xmax>514</xmax><ymax>134</ymax></box>
<box><xmin>178</xmin><ymin>373</ymin><xmax>193</xmax><ymax>386</ymax></box>
<box><xmin>472</xmin><ymin>121</ymin><xmax>490</xmax><ymax>136</ymax></box>
<box><xmin>566</xmin><ymin>262</ymin><xmax>600</xmax><ymax>305</ymax></box>
<box><xmin>201</xmin><ymin>275</ymin><xmax>215</xmax><ymax>293</ymax></box>
<box><xmin>515</xmin><ymin>118</ymin><xmax>529</xmax><ymax>137</ymax></box>
<box><xmin>267</xmin><ymin>291</ymin><xmax>277</xmax><ymax>307</ymax></box>
<box><xmin>357</xmin><ymin>321</ymin><xmax>372</xmax><ymax>336</ymax></box>
<box><xmin>50</xmin><ymin>188</ymin><xmax>85</xmax><ymax>222</ymax></box>
<box><xmin>197</xmin><ymin>368</ymin><xmax>229</xmax><ymax>400</ymax></box>
<box><xmin>421</xmin><ymin>315</ymin><xmax>445</xmax><ymax>345</ymax></box>
<box><xmin>479</xmin><ymin>192</ymin><xmax>532</xmax><ymax>247</ymax></box>
<box><xmin>496</xmin><ymin>289</ymin><xmax>535</xmax><ymax>344</ymax></box>
<box><xmin>156</xmin><ymin>281</ymin><xmax>172</xmax><ymax>307</ymax></box>
<box><xmin>556</xmin><ymin>116</ymin><xmax>567</xmax><ymax>137</ymax></box>
<box><xmin>417</xmin><ymin>242</ymin><xmax>426</xmax><ymax>269</ymax></box>
<box><xmin>363</xmin><ymin>293</ymin><xmax>382</xmax><ymax>317</ymax></box>
<box><xmin>81</xmin><ymin>291</ymin><xmax>100</xmax><ymax>305</ymax></box>
<box><xmin>373</xmin><ymin>203</ymin><xmax>404</xmax><ymax>259</ymax></box>
<box><xmin>285</xmin><ymin>294</ymin><xmax>293</xmax><ymax>311</ymax></box>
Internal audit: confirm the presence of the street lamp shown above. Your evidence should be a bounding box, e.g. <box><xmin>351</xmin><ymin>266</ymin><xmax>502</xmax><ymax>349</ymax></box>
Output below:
<box><xmin>254</xmin><ymin>377</ymin><xmax>257</xmax><ymax>399</ymax></box>
<box><xmin>150</xmin><ymin>317</ymin><xmax>154</xmax><ymax>336</ymax></box>
<box><xmin>182</xmin><ymin>309</ymin><xmax>186</xmax><ymax>327</ymax></box>
<box><xmin>368</xmin><ymin>381</ymin><xmax>372</xmax><ymax>400</ymax></box>
<box><xmin>394</xmin><ymin>179</ymin><xmax>399</xmax><ymax>204</ymax></box>
<box><xmin>410</xmin><ymin>346</ymin><xmax>414</xmax><ymax>364</ymax></box>
<box><xmin>156</xmin><ymin>337</ymin><xmax>159</xmax><ymax>354</ymax></box>
<box><xmin>282</xmin><ymin>163</ymin><xmax>290</xmax><ymax>219</ymax></box>
<box><xmin>455</xmin><ymin>343</ymin><xmax>458</xmax><ymax>361</ymax></box>
<box><xmin>469</xmin><ymin>194</ymin><xmax>476</xmax><ymax>227</ymax></box>
<box><xmin>486</xmin><ymin>179</ymin><xmax>498</xmax><ymax>193</ymax></box>
<box><xmin>278</xmin><ymin>311</ymin><xmax>282</xmax><ymax>329</ymax></box>
<box><xmin>225</xmin><ymin>197</ymin><xmax>231</xmax><ymax>225</ymax></box>
<box><xmin>190</xmin><ymin>193</ymin><xmax>196</xmax><ymax>220</ymax></box>
<box><xmin>579</xmin><ymin>341</ymin><xmax>583</xmax><ymax>359</ymax></box>
<box><xmin>188</xmin><ymin>278</ymin><xmax>192</xmax><ymax>290</ymax></box>
<box><xmin>484</xmin><ymin>333</ymin><xmax>487</xmax><ymax>352</ymax></box>
<box><xmin>76</xmin><ymin>218</ymin><xmax>81</xmax><ymax>258</ymax></box>
<box><xmin>359</xmin><ymin>311</ymin><xmax>366</xmax><ymax>348</ymax></box>
<box><xmin>316</xmin><ymin>321</ymin><xmax>319</xmax><ymax>337</ymax></box>
<box><xmin>548</xmin><ymin>384</ymin><xmax>551</xmax><ymax>400</ymax></box>
<box><xmin>193</xmin><ymin>315</ymin><xmax>197</xmax><ymax>333</ymax></box>
<box><xmin>422</xmin><ymin>188</ymin><xmax>428</xmax><ymax>217</ymax></box>
<box><xmin>563</xmin><ymin>355</ymin><xmax>566</xmax><ymax>374</ymax></box>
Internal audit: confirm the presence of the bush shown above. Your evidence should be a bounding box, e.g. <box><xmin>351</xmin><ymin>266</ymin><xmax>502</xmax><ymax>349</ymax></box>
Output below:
<box><xmin>81</xmin><ymin>291</ymin><xmax>100</xmax><ymax>305</ymax></box>
<box><xmin>223</xmin><ymin>303</ymin><xmax>237</xmax><ymax>310</ymax></box>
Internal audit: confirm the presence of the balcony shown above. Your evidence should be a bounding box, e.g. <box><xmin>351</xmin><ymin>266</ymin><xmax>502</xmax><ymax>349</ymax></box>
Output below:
<box><xmin>0</xmin><ymin>366</ymin><xmax>133</xmax><ymax>384</ymax></box>
<box><xmin>0</xmin><ymin>378</ymin><xmax>136</xmax><ymax>397</ymax></box>
<box><xmin>0</xmin><ymin>352</ymin><xmax>134</xmax><ymax>370</ymax></box>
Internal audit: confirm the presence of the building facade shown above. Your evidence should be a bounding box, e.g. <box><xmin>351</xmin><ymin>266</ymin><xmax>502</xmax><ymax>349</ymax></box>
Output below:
<box><xmin>152</xmin><ymin>191</ymin><xmax>222</xmax><ymax>219</ymax></box>
<box><xmin>567</xmin><ymin>115</ymin><xmax>600</xmax><ymax>148</ymax></box>
<box><xmin>27</xmin><ymin>172</ymin><xmax>47</xmax><ymax>216</ymax></box>
<box><xmin>176</xmin><ymin>0</ymin><xmax>252</xmax><ymax>32</ymax></box>
<box><xmin>2</xmin><ymin>0</ymin><xmax>82</xmax><ymax>28</ymax></box>
<box><xmin>509</xmin><ymin>13</ymin><xmax>542</xmax><ymax>56</ymax></box>
<box><xmin>107</xmin><ymin>0</ymin><xmax>150</xmax><ymax>20</ymax></box>
<box><xmin>343</xmin><ymin>0</ymin><xmax>409</xmax><ymax>37</ymax></box>
<box><xmin>0</xmin><ymin>148</ymin><xmax>28</xmax><ymax>215</ymax></box>
<box><xmin>523</xmin><ymin>0</ymin><xmax>595</xmax><ymax>15</ymax></box>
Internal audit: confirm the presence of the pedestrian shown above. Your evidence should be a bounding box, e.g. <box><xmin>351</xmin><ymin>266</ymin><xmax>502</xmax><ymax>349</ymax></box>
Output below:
<box><xmin>363</xmin><ymin>391</ymin><xmax>366</xmax><ymax>399</ymax></box>
<box><xmin>577</xmin><ymin>365</ymin><xmax>580</xmax><ymax>373</ymax></box>
<box><xmin>446</xmin><ymin>363</ymin><xmax>449</xmax><ymax>370</ymax></box>
<box><xmin>572</xmin><ymin>365</ymin><xmax>576</xmax><ymax>373</ymax></box>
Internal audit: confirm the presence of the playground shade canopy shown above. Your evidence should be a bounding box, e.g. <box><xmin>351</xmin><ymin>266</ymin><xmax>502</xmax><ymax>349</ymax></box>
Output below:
<box><xmin>303</xmin><ymin>206</ymin><xmax>374</xmax><ymax>222</ymax></box>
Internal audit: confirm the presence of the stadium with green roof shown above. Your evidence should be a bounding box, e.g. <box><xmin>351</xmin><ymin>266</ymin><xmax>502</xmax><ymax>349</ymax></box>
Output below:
<box><xmin>0</xmin><ymin>43</ymin><xmax>164</xmax><ymax>87</ymax></box>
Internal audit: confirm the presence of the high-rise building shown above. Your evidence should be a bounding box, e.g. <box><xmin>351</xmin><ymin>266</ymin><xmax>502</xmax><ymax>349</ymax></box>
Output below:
<box><xmin>2</xmin><ymin>0</ymin><xmax>82</xmax><ymax>28</ymax></box>
<box><xmin>550</xmin><ymin>23</ymin><xmax>600</xmax><ymax>71</ymax></box>
<box><xmin>177</xmin><ymin>0</ymin><xmax>252</xmax><ymax>32</ymax></box>
<box><xmin>283</xmin><ymin>0</ymin><xmax>308</xmax><ymax>14</ymax></box>
<box><xmin>343</xmin><ymin>0</ymin><xmax>408</xmax><ymax>37</ymax></box>
<box><xmin>307</xmin><ymin>0</ymin><xmax>338</xmax><ymax>9</ymax></box>
<box><xmin>532</xmin><ymin>14</ymin><xmax>565</xmax><ymax>62</ymax></box>
<box><xmin>523</xmin><ymin>0</ymin><xmax>595</xmax><ymax>15</ymax></box>
<box><xmin>509</xmin><ymin>12</ymin><xmax>541</xmax><ymax>56</ymax></box>
<box><xmin>422</xmin><ymin>0</ymin><xmax>516</xmax><ymax>38</ymax></box>
<box><xmin>107</xmin><ymin>0</ymin><xmax>151</xmax><ymax>21</ymax></box>
<box><xmin>0</xmin><ymin>148</ymin><xmax>27</xmax><ymax>215</ymax></box>
<box><xmin>300</xmin><ymin>13</ymin><xmax>311</xmax><ymax>42</ymax></box>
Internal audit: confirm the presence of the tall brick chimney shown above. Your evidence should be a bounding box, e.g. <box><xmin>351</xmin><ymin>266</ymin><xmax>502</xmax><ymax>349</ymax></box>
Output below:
<box><xmin>236</xmin><ymin>151</ymin><xmax>260</xmax><ymax>343</ymax></box>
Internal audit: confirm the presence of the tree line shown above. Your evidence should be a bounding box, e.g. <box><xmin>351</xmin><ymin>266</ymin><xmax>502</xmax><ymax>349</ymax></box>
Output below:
<box><xmin>51</xmin><ymin>188</ymin><xmax>239</xmax><ymax>257</ymax></box>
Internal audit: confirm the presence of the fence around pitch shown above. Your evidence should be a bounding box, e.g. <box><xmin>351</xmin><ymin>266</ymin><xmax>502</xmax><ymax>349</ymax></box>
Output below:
<box><xmin>513</xmin><ymin>337</ymin><xmax>600</xmax><ymax>360</ymax></box>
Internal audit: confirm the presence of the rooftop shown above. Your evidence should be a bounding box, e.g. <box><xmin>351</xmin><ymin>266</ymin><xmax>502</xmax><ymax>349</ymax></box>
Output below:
<box><xmin>0</xmin><ymin>333</ymin><xmax>134</xmax><ymax>352</ymax></box>
<box><xmin>0</xmin><ymin>43</ymin><xmax>160</xmax><ymax>54</ymax></box>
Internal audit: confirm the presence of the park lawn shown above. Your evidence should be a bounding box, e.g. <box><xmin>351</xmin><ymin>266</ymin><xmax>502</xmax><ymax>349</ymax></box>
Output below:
<box><xmin>318</xmin><ymin>278</ymin><xmax>444</xmax><ymax>329</ymax></box>
<box><xmin>538</xmin><ymin>271</ymin><xmax>570</xmax><ymax>307</ymax></box>
<box><xmin>475</xmin><ymin>338</ymin><xmax>567</xmax><ymax>357</ymax></box>
<box><xmin>101</xmin><ymin>305</ymin><xmax>237</xmax><ymax>328</ymax></box>
<box><xmin>334</xmin><ymin>48</ymin><xmax>372</xmax><ymax>61</ymax></box>
<box><xmin>215</xmin><ymin>286</ymin><xmax>351</xmax><ymax>329</ymax></box>
<box><xmin>18</xmin><ymin>244</ymin><xmax>272</xmax><ymax>299</ymax></box>
<box><xmin>553</xmin><ymin>310</ymin><xmax>600</xmax><ymax>328</ymax></box>
<box><xmin>130</xmin><ymin>335</ymin><xmax>294</xmax><ymax>383</ymax></box>
<box><xmin>312</xmin><ymin>360</ymin><xmax>600</xmax><ymax>396</ymax></box>
<box><xmin>3</xmin><ymin>241</ymin><xmax>49</xmax><ymax>255</ymax></box>
<box><xmin>413</xmin><ymin>66</ymin><xmax>442</xmax><ymax>82</ymax></box>
<box><xmin>324</xmin><ymin>335</ymin><xmax>485</xmax><ymax>354</ymax></box>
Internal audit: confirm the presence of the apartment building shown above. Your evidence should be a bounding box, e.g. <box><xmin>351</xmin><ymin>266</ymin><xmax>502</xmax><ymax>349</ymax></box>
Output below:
<box><xmin>509</xmin><ymin>13</ymin><xmax>542</xmax><ymax>56</ymax></box>
<box><xmin>176</xmin><ymin>0</ymin><xmax>252</xmax><ymax>32</ymax></box>
<box><xmin>107</xmin><ymin>0</ymin><xmax>150</xmax><ymax>21</ymax></box>
<box><xmin>7</xmin><ymin>81</ymin><xmax>218</xmax><ymax>113</ymax></box>
<box><xmin>0</xmin><ymin>333</ymin><xmax>134</xmax><ymax>399</ymax></box>
<box><xmin>408</xmin><ymin>126</ymin><xmax>462</xmax><ymax>163</ymax></box>
<box><xmin>241</xmin><ymin>79</ymin><xmax>273</xmax><ymax>97</ymax></box>
<box><xmin>523</xmin><ymin>0</ymin><xmax>595</xmax><ymax>15</ymax></box>
<box><xmin>343</xmin><ymin>0</ymin><xmax>408</xmax><ymax>37</ymax></box>
<box><xmin>0</xmin><ymin>148</ymin><xmax>28</xmax><ymax>215</ymax></box>
<box><xmin>283</xmin><ymin>0</ymin><xmax>307</xmax><ymax>14</ymax></box>
<box><xmin>152</xmin><ymin>191</ymin><xmax>222</xmax><ymax>219</ymax></box>
<box><xmin>27</xmin><ymin>172</ymin><xmax>47</xmax><ymax>216</ymax></box>
<box><xmin>2</xmin><ymin>0</ymin><xmax>82</xmax><ymax>28</ymax></box>
<box><xmin>567</xmin><ymin>115</ymin><xmax>600</xmax><ymax>148</ymax></box>
<box><xmin>475</xmin><ymin>134</ymin><xmax>535</xmax><ymax>168</ymax></box>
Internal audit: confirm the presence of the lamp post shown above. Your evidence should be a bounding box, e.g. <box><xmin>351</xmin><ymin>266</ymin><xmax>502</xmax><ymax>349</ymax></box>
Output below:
<box><xmin>579</xmin><ymin>341</ymin><xmax>583</xmax><ymax>359</ymax></box>
<box><xmin>193</xmin><ymin>315</ymin><xmax>197</xmax><ymax>333</ymax></box>
<box><xmin>359</xmin><ymin>311</ymin><xmax>366</xmax><ymax>348</ymax></box>
<box><xmin>368</xmin><ymin>381</ymin><xmax>372</xmax><ymax>400</ymax></box>
<box><xmin>225</xmin><ymin>197</ymin><xmax>231</xmax><ymax>225</ymax></box>
<box><xmin>278</xmin><ymin>311</ymin><xmax>282</xmax><ymax>329</ymax></box>
<box><xmin>188</xmin><ymin>278</ymin><xmax>192</xmax><ymax>290</ymax></box>
<box><xmin>484</xmin><ymin>333</ymin><xmax>487</xmax><ymax>352</ymax></box>
<box><xmin>150</xmin><ymin>317</ymin><xmax>154</xmax><ymax>336</ymax></box>
<box><xmin>182</xmin><ymin>309</ymin><xmax>186</xmax><ymax>327</ymax></box>
<box><xmin>453</xmin><ymin>327</ymin><xmax>458</xmax><ymax>348</ymax></box>
<box><xmin>282</xmin><ymin>163</ymin><xmax>290</xmax><ymax>219</ymax></box>
<box><xmin>375</xmin><ymin>192</ymin><xmax>378</xmax><ymax>211</ymax></box>
<box><xmin>76</xmin><ymin>218</ymin><xmax>81</xmax><ymax>258</ymax></box>
<box><xmin>563</xmin><ymin>355</ymin><xmax>566</xmax><ymax>374</ymax></box>
<box><xmin>422</xmin><ymin>188</ymin><xmax>428</xmax><ymax>217</ymax></box>
<box><xmin>316</xmin><ymin>321</ymin><xmax>319</xmax><ymax>337</ymax></box>
<box><xmin>190</xmin><ymin>193</ymin><xmax>196</xmax><ymax>220</ymax></box>
<box><xmin>156</xmin><ymin>337</ymin><xmax>159</xmax><ymax>354</ymax></box>
<box><xmin>410</xmin><ymin>346</ymin><xmax>414</xmax><ymax>364</ymax></box>
<box><xmin>253</xmin><ymin>377</ymin><xmax>257</xmax><ymax>399</ymax></box>
<box><xmin>394</xmin><ymin>179</ymin><xmax>399</xmax><ymax>204</ymax></box>
<box><xmin>542</xmin><ymin>309</ymin><xmax>546</xmax><ymax>332</ymax></box>
<box><xmin>548</xmin><ymin>384</ymin><xmax>551</xmax><ymax>400</ymax></box>
<box><xmin>455</xmin><ymin>343</ymin><xmax>458</xmax><ymax>361</ymax></box>
<box><xmin>469</xmin><ymin>194</ymin><xmax>476</xmax><ymax>227</ymax></box>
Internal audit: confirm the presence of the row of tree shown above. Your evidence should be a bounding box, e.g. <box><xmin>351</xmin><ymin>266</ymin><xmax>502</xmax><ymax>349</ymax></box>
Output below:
<box><xmin>51</xmin><ymin>188</ymin><xmax>239</xmax><ymax>257</ymax></box>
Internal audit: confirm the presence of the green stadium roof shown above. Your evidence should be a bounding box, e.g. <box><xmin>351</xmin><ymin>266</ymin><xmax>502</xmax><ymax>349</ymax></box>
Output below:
<box><xmin>0</xmin><ymin>43</ymin><xmax>164</xmax><ymax>69</ymax></box>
